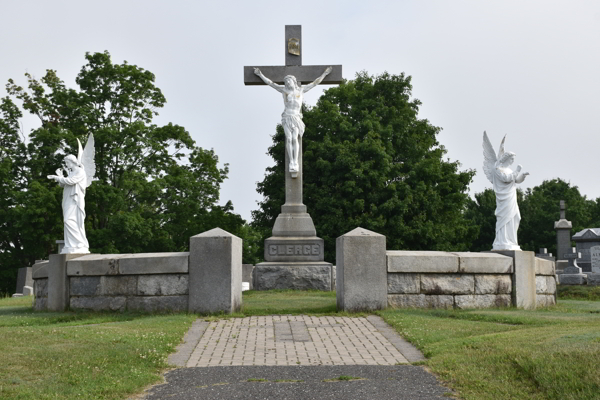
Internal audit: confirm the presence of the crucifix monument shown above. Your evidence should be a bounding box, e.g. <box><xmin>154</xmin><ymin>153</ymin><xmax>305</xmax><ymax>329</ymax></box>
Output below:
<box><xmin>244</xmin><ymin>25</ymin><xmax>342</xmax><ymax>290</ymax></box>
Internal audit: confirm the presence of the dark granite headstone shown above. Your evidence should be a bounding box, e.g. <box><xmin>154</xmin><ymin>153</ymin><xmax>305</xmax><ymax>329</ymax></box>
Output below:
<box><xmin>572</xmin><ymin>228</ymin><xmax>600</xmax><ymax>273</ymax></box>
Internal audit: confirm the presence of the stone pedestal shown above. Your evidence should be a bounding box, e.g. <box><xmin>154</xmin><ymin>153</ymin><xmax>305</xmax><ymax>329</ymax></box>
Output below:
<box><xmin>492</xmin><ymin>250</ymin><xmax>536</xmax><ymax>310</ymax></box>
<box><xmin>336</xmin><ymin>228</ymin><xmax>387</xmax><ymax>312</ymax></box>
<box><xmin>189</xmin><ymin>228</ymin><xmax>242</xmax><ymax>314</ymax></box>
<box><xmin>255</xmin><ymin>139</ymin><xmax>333</xmax><ymax>290</ymax></box>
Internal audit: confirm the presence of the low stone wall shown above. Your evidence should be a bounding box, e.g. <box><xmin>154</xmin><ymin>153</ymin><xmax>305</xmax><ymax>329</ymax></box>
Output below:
<box><xmin>33</xmin><ymin>253</ymin><xmax>189</xmax><ymax>312</ymax></box>
<box><xmin>386</xmin><ymin>251</ymin><xmax>557</xmax><ymax>309</ymax></box>
<box><xmin>31</xmin><ymin>228</ymin><xmax>243</xmax><ymax>314</ymax></box>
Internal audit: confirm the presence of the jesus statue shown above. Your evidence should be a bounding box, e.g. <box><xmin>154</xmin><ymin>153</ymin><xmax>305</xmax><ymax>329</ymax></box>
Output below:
<box><xmin>254</xmin><ymin>66</ymin><xmax>332</xmax><ymax>176</ymax></box>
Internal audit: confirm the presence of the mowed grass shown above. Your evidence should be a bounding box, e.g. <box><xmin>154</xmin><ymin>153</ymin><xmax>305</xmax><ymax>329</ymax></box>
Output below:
<box><xmin>0</xmin><ymin>296</ymin><xmax>196</xmax><ymax>400</ymax></box>
<box><xmin>378</xmin><ymin>299</ymin><xmax>600</xmax><ymax>400</ymax></box>
<box><xmin>1</xmin><ymin>288</ymin><xmax>599</xmax><ymax>399</ymax></box>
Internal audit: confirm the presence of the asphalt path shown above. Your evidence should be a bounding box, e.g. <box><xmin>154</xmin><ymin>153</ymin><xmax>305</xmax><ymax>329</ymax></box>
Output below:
<box><xmin>143</xmin><ymin>365</ymin><xmax>452</xmax><ymax>400</ymax></box>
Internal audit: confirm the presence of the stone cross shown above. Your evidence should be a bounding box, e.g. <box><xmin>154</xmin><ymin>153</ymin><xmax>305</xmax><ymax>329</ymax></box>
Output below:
<box><xmin>560</xmin><ymin>200</ymin><xmax>566</xmax><ymax>219</ymax></box>
<box><xmin>564</xmin><ymin>247</ymin><xmax>581</xmax><ymax>265</ymax></box>
<box><xmin>244</xmin><ymin>25</ymin><xmax>342</xmax><ymax>214</ymax></box>
<box><xmin>244</xmin><ymin>25</ymin><xmax>343</xmax><ymax>86</ymax></box>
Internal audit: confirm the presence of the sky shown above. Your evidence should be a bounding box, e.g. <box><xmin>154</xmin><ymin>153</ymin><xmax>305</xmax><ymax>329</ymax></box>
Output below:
<box><xmin>1</xmin><ymin>0</ymin><xmax>599</xmax><ymax>222</ymax></box>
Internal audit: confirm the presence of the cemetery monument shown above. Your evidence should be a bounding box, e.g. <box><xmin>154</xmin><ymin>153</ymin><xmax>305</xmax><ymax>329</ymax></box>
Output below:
<box><xmin>482</xmin><ymin>131</ymin><xmax>529</xmax><ymax>250</ymax></box>
<box><xmin>47</xmin><ymin>135</ymin><xmax>95</xmax><ymax>254</ymax></box>
<box><xmin>244</xmin><ymin>25</ymin><xmax>342</xmax><ymax>290</ymax></box>
<box><xmin>554</xmin><ymin>200</ymin><xmax>572</xmax><ymax>272</ymax></box>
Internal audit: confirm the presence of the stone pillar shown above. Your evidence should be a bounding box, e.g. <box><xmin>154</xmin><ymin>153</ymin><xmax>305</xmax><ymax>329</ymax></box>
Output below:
<box><xmin>554</xmin><ymin>200</ymin><xmax>572</xmax><ymax>273</ymax></box>
<box><xmin>47</xmin><ymin>253</ymin><xmax>85</xmax><ymax>312</ymax></box>
<box><xmin>493</xmin><ymin>250</ymin><xmax>536</xmax><ymax>310</ymax></box>
<box><xmin>189</xmin><ymin>228</ymin><xmax>242</xmax><ymax>314</ymax></box>
<box><xmin>336</xmin><ymin>227</ymin><xmax>387</xmax><ymax>312</ymax></box>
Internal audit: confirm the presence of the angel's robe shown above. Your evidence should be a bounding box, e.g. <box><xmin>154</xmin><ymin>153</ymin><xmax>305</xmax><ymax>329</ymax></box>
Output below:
<box><xmin>57</xmin><ymin>166</ymin><xmax>89</xmax><ymax>253</ymax></box>
<box><xmin>492</xmin><ymin>166</ymin><xmax>521</xmax><ymax>250</ymax></box>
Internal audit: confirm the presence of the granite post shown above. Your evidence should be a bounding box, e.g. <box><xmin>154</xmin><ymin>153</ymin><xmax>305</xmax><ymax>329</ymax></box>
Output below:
<box><xmin>188</xmin><ymin>228</ymin><xmax>242</xmax><ymax>314</ymax></box>
<box><xmin>47</xmin><ymin>253</ymin><xmax>86</xmax><ymax>311</ymax></box>
<box><xmin>493</xmin><ymin>250</ymin><xmax>536</xmax><ymax>309</ymax></box>
<box><xmin>336</xmin><ymin>227</ymin><xmax>387</xmax><ymax>312</ymax></box>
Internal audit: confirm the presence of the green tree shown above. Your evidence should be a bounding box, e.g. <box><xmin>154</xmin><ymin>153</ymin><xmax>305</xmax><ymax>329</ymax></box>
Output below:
<box><xmin>518</xmin><ymin>179</ymin><xmax>594</xmax><ymax>255</ymax></box>
<box><xmin>252</xmin><ymin>71</ymin><xmax>477</xmax><ymax>262</ymax></box>
<box><xmin>0</xmin><ymin>51</ymin><xmax>247</xmax><ymax>294</ymax></box>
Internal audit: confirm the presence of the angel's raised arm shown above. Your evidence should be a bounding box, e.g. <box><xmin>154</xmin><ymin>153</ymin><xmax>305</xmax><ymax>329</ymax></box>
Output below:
<box><xmin>254</xmin><ymin>68</ymin><xmax>284</xmax><ymax>93</ymax></box>
<box><xmin>302</xmin><ymin>66</ymin><xmax>332</xmax><ymax>93</ymax></box>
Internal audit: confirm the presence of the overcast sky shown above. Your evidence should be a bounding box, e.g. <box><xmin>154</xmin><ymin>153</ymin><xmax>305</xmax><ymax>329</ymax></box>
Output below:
<box><xmin>1</xmin><ymin>0</ymin><xmax>599</xmax><ymax>222</ymax></box>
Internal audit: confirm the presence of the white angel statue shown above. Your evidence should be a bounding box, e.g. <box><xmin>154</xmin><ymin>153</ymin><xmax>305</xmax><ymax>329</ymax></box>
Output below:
<box><xmin>47</xmin><ymin>135</ymin><xmax>96</xmax><ymax>254</ymax></box>
<box><xmin>482</xmin><ymin>131</ymin><xmax>529</xmax><ymax>250</ymax></box>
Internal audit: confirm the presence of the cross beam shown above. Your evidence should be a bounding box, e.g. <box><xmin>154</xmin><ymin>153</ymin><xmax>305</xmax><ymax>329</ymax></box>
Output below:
<box><xmin>243</xmin><ymin>25</ymin><xmax>342</xmax><ymax>85</ymax></box>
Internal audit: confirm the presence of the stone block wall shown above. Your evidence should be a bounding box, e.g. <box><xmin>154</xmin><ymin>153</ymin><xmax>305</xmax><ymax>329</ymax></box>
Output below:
<box><xmin>69</xmin><ymin>274</ymin><xmax>189</xmax><ymax>312</ymax></box>
<box><xmin>386</xmin><ymin>251</ymin><xmax>557</xmax><ymax>309</ymax></box>
<box><xmin>33</xmin><ymin>253</ymin><xmax>190</xmax><ymax>313</ymax></box>
<box><xmin>535</xmin><ymin>257</ymin><xmax>557</xmax><ymax>307</ymax></box>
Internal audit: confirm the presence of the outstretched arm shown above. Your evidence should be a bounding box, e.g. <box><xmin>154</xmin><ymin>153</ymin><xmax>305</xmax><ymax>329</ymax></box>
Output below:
<box><xmin>514</xmin><ymin>165</ymin><xmax>529</xmax><ymax>183</ymax></box>
<box><xmin>254</xmin><ymin>68</ymin><xmax>284</xmax><ymax>93</ymax></box>
<box><xmin>302</xmin><ymin>66</ymin><xmax>333</xmax><ymax>93</ymax></box>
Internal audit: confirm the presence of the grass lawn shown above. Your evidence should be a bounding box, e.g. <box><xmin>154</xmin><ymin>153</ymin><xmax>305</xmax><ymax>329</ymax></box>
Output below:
<box><xmin>1</xmin><ymin>288</ymin><xmax>599</xmax><ymax>399</ymax></box>
<box><xmin>0</xmin><ymin>296</ymin><xmax>196</xmax><ymax>400</ymax></box>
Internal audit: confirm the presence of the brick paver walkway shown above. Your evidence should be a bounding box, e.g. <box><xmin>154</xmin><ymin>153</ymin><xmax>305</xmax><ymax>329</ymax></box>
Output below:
<box><xmin>175</xmin><ymin>315</ymin><xmax>422</xmax><ymax>367</ymax></box>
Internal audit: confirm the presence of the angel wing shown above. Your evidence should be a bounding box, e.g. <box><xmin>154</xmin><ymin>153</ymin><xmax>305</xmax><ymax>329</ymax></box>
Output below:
<box><xmin>497</xmin><ymin>135</ymin><xmax>506</xmax><ymax>160</ymax></box>
<box><xmin>482</xmin><ymin>131</ymin><xmax>497</xmax><ymax>184</ymax></box>
<box><xmin>80</xmin><ymin>134</ymin><xmax>96</xmax><ymax>188</ymax></box>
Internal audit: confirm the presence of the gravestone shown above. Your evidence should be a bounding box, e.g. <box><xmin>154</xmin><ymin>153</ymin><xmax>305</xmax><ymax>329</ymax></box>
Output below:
<box><xmin>246</xmin><ymin>26</ymin><xmax>341</xmax><ymax>290</ymax></box>
<box><xmin>14</xmin><ymin>266</ymin><xmax>33</xmax><ymax>295</ymax></box>
<box><xmin>535</xmin><ymin>248</ymin><xmax>554</xmax><ymax>262</ymax></box>
<box><xmin>558</xmin><ymin>247</ymin><xmax>587</xmax><ymax>285</ymax></box>
<box><xmin>588</xmin><ymin>245</ymin><xmax>600</xmax><ymax>286</ymax></box>
<box><xmin>591</xmin><ymin>246</ymin><xmax>600</xmax><ymax>274</ymax></box>
<box><xmin>554</xmin><ymin>200</ymin><xmax>572</xmax><ymax>272</ymax></box>
<box><xmin>571</xmin><ymin>228</ymin><xmax>600</xmax><ymax>273</ymax></box>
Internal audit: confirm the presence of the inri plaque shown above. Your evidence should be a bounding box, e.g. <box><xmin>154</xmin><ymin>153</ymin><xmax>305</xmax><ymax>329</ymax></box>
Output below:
<box><xmin>288</xmin><ymin>38</ymin><xmax>300</xmax><ymax>56</ymax></box>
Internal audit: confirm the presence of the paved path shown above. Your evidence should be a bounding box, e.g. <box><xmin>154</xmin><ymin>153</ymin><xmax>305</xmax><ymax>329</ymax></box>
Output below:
<box><xmin>142</xmin><ymin>315</ymin><xmax>450</xmax><ymax>399</ymax></box>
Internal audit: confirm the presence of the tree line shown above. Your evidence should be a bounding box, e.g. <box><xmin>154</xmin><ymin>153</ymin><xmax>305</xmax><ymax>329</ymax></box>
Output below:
<box><xmin>2</xmin><ymin>52</ymin><xmax>599</xmax><ymax>293</ymax></box>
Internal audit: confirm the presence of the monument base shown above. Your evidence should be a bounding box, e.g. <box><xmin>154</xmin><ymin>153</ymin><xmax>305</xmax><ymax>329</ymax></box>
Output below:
<box><xmin>558</xmin><ymin>274</ymin><xmax>587</xmax><ymax>285</ymax></box>
<box><xmin>254</xmin><ymin>262</ymin><xmax>333</xmax><ymax>291</ymax></box>
<box><xmin>587</xmin><ymin>274</ymin><xmax>600</xmax><ymax>286</ymax></box>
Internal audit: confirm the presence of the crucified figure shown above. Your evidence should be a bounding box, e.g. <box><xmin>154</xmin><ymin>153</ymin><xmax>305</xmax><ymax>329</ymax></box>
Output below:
<box><xmin>254</xmin><ymin>66</ymin><xmax>332</xmax><ymax>176</ymax></box>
